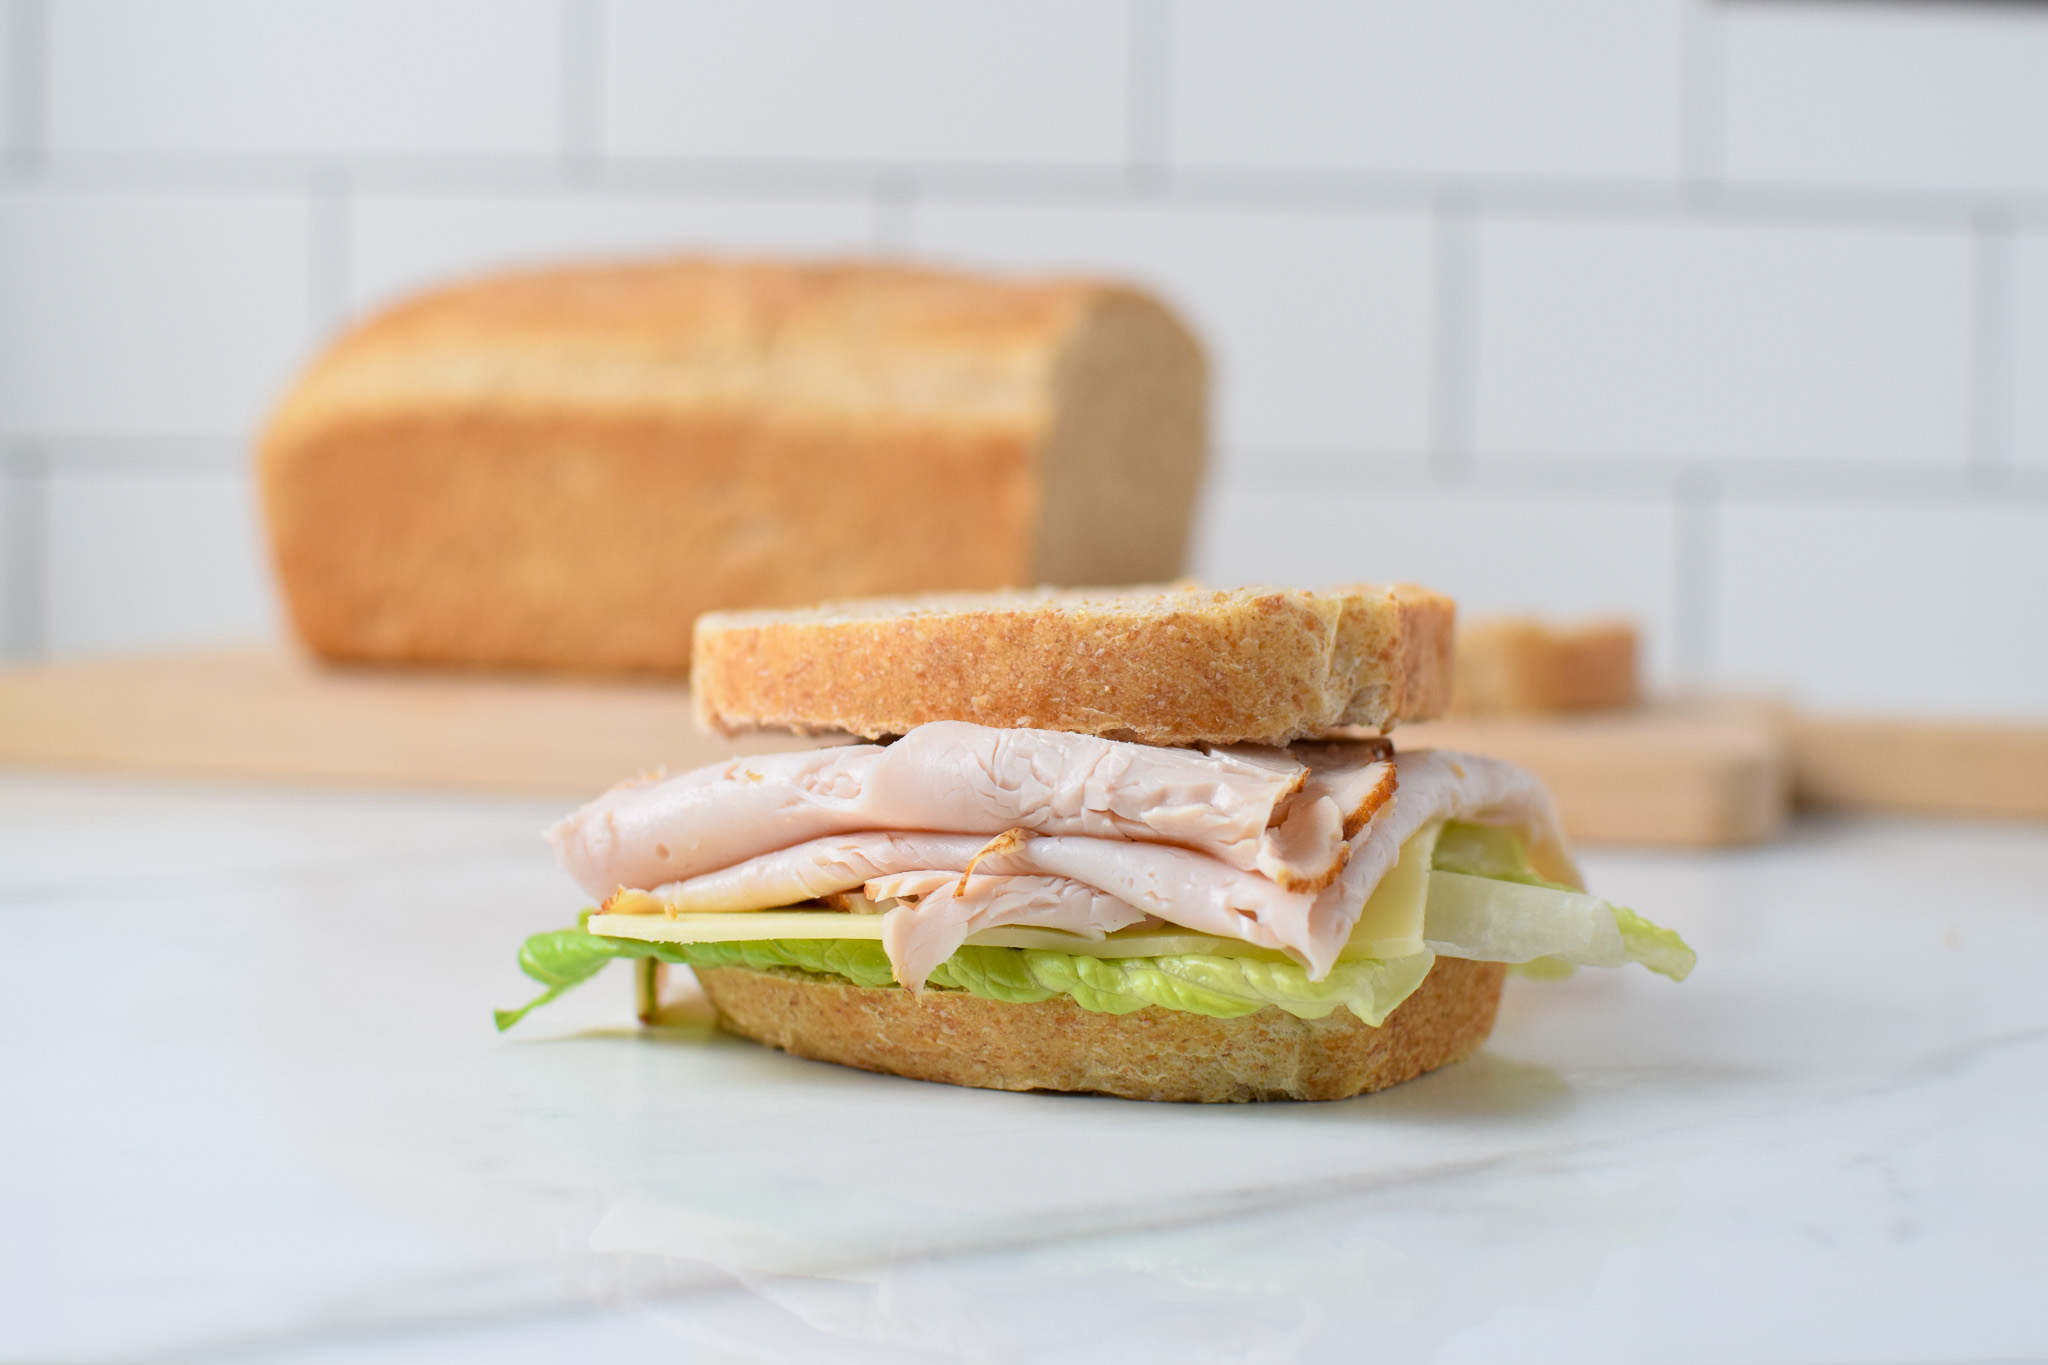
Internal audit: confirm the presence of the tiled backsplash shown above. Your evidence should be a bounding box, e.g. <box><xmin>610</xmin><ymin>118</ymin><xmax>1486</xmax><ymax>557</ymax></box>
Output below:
<box><xmin>2</xmin><ymin>0</ymin><xmax>2044</xmax><ymax>717</ymax></box>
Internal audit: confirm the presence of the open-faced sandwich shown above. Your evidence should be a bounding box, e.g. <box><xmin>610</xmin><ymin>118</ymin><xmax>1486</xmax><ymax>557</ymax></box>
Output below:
<box><xmin>500</xmin><ymin>585</ymin><xmax>1692</xmax><ymax>1102</ymax></box>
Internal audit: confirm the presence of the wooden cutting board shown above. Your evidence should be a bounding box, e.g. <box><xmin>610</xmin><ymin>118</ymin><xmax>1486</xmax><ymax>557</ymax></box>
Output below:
<box><xmin>0</xmin><ymin>646</ymin><xmax>1784</xmax><ymax>846</ymax></box>
<box><xmin>1396</xmin><ymin>698</ymin><xmax>1792</xmax><ymax>848</ymax></box>
<box><xmin>3</xmin><ymin>648</ymin><xmax>2040</xmax><ymax>841</ymax></box>
<box><xmin>0</xmin><ymin>646</ymin><xmax>821</xmax><ymax>798</ymax></box>
<box><xmin>1789</xmin><ymin>714</ymin><xmax>2048</xmax><ymax>824</ymax></box>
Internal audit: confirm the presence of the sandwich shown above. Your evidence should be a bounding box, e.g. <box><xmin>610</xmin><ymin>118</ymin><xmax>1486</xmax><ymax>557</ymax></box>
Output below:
<box><xmin>498</xmin><ymin>585</ymin><xmax>1693</xmax><ymax>1103</ymax></box>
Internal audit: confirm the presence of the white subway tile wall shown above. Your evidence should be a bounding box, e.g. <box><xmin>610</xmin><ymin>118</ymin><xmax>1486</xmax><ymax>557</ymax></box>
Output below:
<box><xmin>2012</xmin><ymin>232</ymin><xmax>2048</xmax><ymax>467</ymax></box>
<box><xmin>0</xmin><ymin>0</ymin><xmax>2041</xmax><ymax>719</ymax></box>
<box><xmin>44</xmin><ymin>466</ymin><xmax>275</xmax><ymax>656</ymax></box>
<box><xmin>1721</xmin><ymin>4</ymin><xmax>2048</xmax><ymax>196</ymax></box>
<box><xmin>48</xmin><ymin>0</ymin><xmax>565</xmax><ymax>159</ymax></box>
<box><xmin>1198</xmin><ymin>486</ymin><xmax>1682</xmax><ymax>683</ymax></box>
<box><xmin>913</xmin><ymin>200</ymin><xmax>1435</xmax><ymax>456</ymax></box>
<box><xmin>1716</xmin><ymin>500</ymin><xmax>2048</xmax><ymax>717</ymax></box>
<box><xmin>1471</xmin><ymin>217</ymin><xmax>1973</xmax><ymax>465</ymax></box>
<box><xmin>0</xmin><ymin>7</ymin><xmax>15</xmax><ymax>155</ymax></box>
<box><xmin>1169</xmin><ymin>0</ymin><xmax>1687</xmax><ymax>180</ymax></box>
<box><xmin>0</xmin><ymin>191</ymin><xmax>316</xmax><ymax>436</ymax></box>
<box><xmin>603</xmin><ymin>0</ymin><xmax>1130</xmax><ymax>167</ymax></box>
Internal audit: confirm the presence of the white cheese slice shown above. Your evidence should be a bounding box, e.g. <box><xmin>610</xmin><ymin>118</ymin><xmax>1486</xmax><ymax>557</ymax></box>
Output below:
<box><xmin>587</xmin><ymin>820</ymin><xmax>1444</xmax><ymax>964</ymax></box>
<box><xmin>586</xmin><ymin>911</ymin><xmax>1301</xmax><ymax>960</ymax></box>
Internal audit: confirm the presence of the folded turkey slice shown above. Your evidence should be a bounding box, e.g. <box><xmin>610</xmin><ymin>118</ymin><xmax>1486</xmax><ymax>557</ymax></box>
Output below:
<box><xmin>1292</xmin><ymin>749</ymin><xmax>1580</xmax><ymax>978</ymax></box>
<box><xmin>629</xmin><ymin>826</ymin><xmax>1323</xmax><ymax>958</ymax></box>
<box><xmin>551</xmin><ymin>721</ymin><xmax>1320</xmax><ymax>899</ymax></box>
<box><xmin>563</xmin><ymin>719</ymin><xmax>1575</xmax><ymax>986</ymax></box>
<box><xmin>866</xmin><ymin>870</ymin><xmax>1158</xmax><ymax>990</ymax></box>
<box><xmin>1243</xmin><ymin>742</ymin><xmax>1395</xmax><ymax>893</ymax></box>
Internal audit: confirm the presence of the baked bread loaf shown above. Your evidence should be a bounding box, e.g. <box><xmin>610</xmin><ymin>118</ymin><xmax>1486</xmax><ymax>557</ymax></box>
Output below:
<box><xmin>696</xmin><ymin>957</ymin><xmax>1505</xmax><ymax>1103</ymax></box>
<box><xmin>692</xmin><ymin>583</ymin><xmax>1456</xmax><ymax>744</ymax></box>
<box><xmin>1453</xmin><ymin>617</ymin><xmax>1639</xmax><ymax>715</ymax></box>
<box><xmin>260</xmin><ymin>258</ymin><xmax>1206</xmax><ymax>675</ymax></box>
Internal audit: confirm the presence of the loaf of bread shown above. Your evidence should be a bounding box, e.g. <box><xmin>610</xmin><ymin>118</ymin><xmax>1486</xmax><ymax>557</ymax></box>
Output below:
<box><xmin>259</xmin><ymin>258</ymin><xmax>1207</xmax><ymax>675</ymax></box>
<box><xmin>692</xmin><ymin>583</ymin><xmax>1457</xmax><ymax>744</ymax></box>
<box><xmin>1453</xmin><ymin>617</ymin><xmax>1639</xmax><ymax>715</ymax></box>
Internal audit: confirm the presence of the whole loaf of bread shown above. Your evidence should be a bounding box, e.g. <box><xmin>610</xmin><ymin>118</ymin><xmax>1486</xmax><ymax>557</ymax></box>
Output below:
<box><xmin>259</xmin><ymin>258</ymin><xmax>1207</xmax><ymax>674</ymax></box>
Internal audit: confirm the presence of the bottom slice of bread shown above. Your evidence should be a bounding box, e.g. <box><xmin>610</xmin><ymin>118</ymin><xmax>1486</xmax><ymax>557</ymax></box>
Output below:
<box><xmin>695</xmin><ymin>957</ymin><xmax>1506</xmax><ymax>1103</ymax></box>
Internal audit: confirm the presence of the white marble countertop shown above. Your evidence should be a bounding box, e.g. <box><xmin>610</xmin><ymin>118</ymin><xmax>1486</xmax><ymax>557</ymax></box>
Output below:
<box><xmin>4</xmin><ymin>772</ymin><xmax>2046</xmax><ymax>1364</ymax></box>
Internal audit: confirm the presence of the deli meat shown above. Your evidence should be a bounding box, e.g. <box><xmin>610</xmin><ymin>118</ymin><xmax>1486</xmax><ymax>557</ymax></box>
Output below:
<box><xmin>550</xmin><ymin>721</ymin><xmax>1316</xmax><ymax>900</ymax></box>
<box><xmin>554</xmin><ymin>720</ymin><xmax>1574</xmax><ymax>985</ymax></box>
<box><xmin>867</xmin><ymin>872</ymin><xmax>1156</xmax><ymax>989</ymax></box>
<box><xmin>1293</xmin><ymin>749</ymin><xmax>1580</xmax><ymax>976</ymax></box>
<box><xmin>640</xmin><ymin>826</ymin><xmax>1321</xmax><ymax>957</ymax></box>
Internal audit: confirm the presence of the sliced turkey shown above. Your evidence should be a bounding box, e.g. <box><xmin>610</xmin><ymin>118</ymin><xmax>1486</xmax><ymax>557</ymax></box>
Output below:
<box><xmin>1251</xmin><ymin>747</ymin><xmax>1396</xmax><ymax>893</ymax></box>
<box><xmin>550</xmin><ymin>721</ymin><xmax>1319</xmax><ymax>899</ymax></box>
<box><xmin>870</xmin><ymin>871</ymin><xmax>1157</xmax><ymax>989</ymax></box>
<box><xmin>1295</xmin><ymin>749</ymin><xmax>1579</xmax><ymax>977</ymax></box>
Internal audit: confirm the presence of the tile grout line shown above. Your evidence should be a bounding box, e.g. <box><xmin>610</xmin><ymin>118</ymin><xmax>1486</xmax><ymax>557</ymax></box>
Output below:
<box><xmin>4</xmin><ymin>0</ymin><xmax>47</xmax><ymax>168</ymax></box>
<box><xmin>1673</xmin><ymin>474</ymin><xmax>1718</xmax><ymax>688</ymax></box>
<box><xmin>1965</xmin><ymin>209</ymin><xmax>2015</xmax><ymax>482</ymax></box>
<box><xmin>6</xmin><ymin>150</ymin><xmax>2048</xmax><ymax>236</ymax></box>
<box><xmin>1427</xmin><ymin>196</ymin><xmax>1478</xmax><ymax>477</ymax></box>
<box><xmin>1678</xmin><ymin>0</ymin><xmax>1724</xmax><ymax>194</ymax></box>
<box><xmin>1125</xmin><ymin>0</ymin><xmax>1170</xmax><ymax>191</ymax></box>
<box><xmin>560</xmin><ymin>0</ymin><xmax>603</xmax><ymax>175</ymax></box>
<box><xmin>2</xmin><ymin>442</ymin><xmax>50</xmax><ymax>661</ymax></box>
<box><xmin>309</xmin><ymin>166</ymin><xmax>352</xmax><ymax>337</ymax></box>
<box><xmin>872</xmin><ymin>175</ymin><xmax>916</xmax><ymax>256</ymax></box>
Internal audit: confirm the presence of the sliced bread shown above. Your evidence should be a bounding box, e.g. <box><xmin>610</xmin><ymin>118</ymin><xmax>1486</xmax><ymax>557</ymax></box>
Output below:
<box><xmin>691</xmin><ymin>583</ymin><xmax>1456</xmax><ymax>745</ymax></box>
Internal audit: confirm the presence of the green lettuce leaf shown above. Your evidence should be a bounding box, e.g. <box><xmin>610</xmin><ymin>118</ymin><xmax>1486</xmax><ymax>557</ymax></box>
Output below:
<box><xmin>1432</xmin><ymin>820</ymin><xmax>1573</xmax><ymax>889</ymax></box>
<box><xmin>1613</xmin><ymin>905</ymin><xmax>1698</xmax><ymax>981</ymax></box>
<box><xmin>1430</xmin><ymin>822</ymin><xmax>1694</xmax><ymax>981</ymax></box>
<box><xmin>496</xmin><ymin>930</ymin><xmax>1436</xmax><ymax>1031</ymax></box>
<box><xmin>499</xmin><ymin>820</ymin><xmax>1694</xmax><ymax>1028</ymax></box>
<box><xmin>492</xmin><ymin>929</ymin><xmax>670</xmax><ymax>1030</ymax></box>
<box><xmin>1422</xmin><ymin>871</ymin><xmax>1694</xmax><ymax>982</ymax></box>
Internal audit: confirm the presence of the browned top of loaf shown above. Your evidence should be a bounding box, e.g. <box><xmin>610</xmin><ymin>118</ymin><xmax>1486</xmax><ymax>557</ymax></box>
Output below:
<box><xmin>264</xmin><ymin>257</ymin><xmax>1149</xmax><ymax>448</ymax></box>
<box><xmin>692</xmin><ymin>584</ymin><xmax>1456</xmax><ymax>745</ymax></box>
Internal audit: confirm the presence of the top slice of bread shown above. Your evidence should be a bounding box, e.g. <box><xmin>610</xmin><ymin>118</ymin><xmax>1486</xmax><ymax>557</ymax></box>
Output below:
<box><xmin>692</xmin><ymin>584</ymin><xmax>1455</xmax><ymax>746</ymax></box>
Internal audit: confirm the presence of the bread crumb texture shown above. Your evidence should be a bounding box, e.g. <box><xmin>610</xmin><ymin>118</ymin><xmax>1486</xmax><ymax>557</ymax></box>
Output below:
<box><xmin>696</xmin><ymin>956</ymin><xmax>1503</xmax><ymax>1103</ymax></box>
<box><xmin>693</xmin><ymin>583</ymin><xmax>1455</xmax><ymax>745</ymax></box>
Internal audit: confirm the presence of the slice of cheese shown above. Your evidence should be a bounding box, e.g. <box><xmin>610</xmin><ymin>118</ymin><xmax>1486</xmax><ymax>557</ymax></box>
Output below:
<box><xmin>587</xmin><ymin>911</ymin><xmax>1300</xmax><ymax>960</ymax></box>
<box><xmin>1340</xmin><ymin>818</ymin><xmax>1440</xmax><ymax>960</ymax></box>
<box><xmin>586</xmin><ymin>822</ymin><xmax>1444</xmax><ymax>964</ymax></box>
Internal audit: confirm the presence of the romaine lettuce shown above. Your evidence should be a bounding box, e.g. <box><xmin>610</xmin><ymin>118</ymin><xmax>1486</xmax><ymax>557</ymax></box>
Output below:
<box><xmin>497</xmin><ymin>821</ymin><xmax>1693</xmax><ymax>1029</ymax></box>
<box><xmin>497</xmin><ymin>932</ymin><xmax>1435</xmax><ymax>1031</ymax></box>
<box><xmin>1426</xmin><ymin>823</ymin><xmax>1695</xmax><ymax>982</ymax></box>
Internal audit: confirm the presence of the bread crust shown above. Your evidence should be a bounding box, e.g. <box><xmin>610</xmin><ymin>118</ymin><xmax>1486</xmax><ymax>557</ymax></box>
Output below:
<box><xmin>259</xmin><ymin>258</ymin><xmax>1205</xmax><ymax>675</ymax></box>
<box><xmin>691</xmin><ymin>583</ymin><xmax>1456</xmax><ymax>745</ymax></box>
<box><xmin>695</xmin><ymin>956</ymin><xmax>1504</xmax><ymax>1103</ymax></box>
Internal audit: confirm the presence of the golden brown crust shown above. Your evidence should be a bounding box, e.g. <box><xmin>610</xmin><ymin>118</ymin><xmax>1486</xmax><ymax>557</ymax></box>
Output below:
<box><xmin>695</xmin><ymin>956</ymin><xmax>1504</xmax><ymax>1103</ymax></box>
<box><xmin>691</xmin><ymin>583</ymin><xmax>1456</xmax><ymax>746</ymax></box>
<box><xmin>1452</xmin><ymin>618</ymin><xmax>1639</xmax><ymax>716</ymax></box>
<box><xmin>259</xmin><ymin>258</ymin><xmax>1205</xmax><ymax>676</ymax></box>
